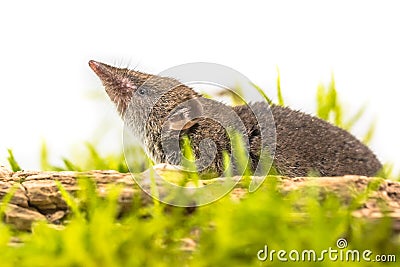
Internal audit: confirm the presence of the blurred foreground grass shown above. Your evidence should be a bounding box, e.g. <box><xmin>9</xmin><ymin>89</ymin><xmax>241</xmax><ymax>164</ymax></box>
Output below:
<box><xmin>1</xmin><ymin>175</ymin><xmax>399</xmax><ymax>266</ymax></box>
<box><xmin>2</xmin><ymin>75</ymin><xmax>399</xmax><ymax>266</ymax></box>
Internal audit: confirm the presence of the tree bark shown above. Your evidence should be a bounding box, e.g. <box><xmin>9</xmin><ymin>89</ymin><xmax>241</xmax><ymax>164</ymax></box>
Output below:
<box><xmin>1</xmin><ymin>165</ymin><xmax>400</xmax><ymax>231</ymax></box>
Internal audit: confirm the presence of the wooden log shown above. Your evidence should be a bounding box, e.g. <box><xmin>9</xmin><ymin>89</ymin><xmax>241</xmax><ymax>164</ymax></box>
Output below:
<box><xmin>1</xmin><ymin>165</ymin><xmax>400</xmax><ymax>231</ymax></box>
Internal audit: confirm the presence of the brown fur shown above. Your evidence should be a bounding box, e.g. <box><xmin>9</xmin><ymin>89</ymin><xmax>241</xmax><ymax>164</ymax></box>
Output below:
<box><xmin>89</xmin><ymin>60</ymin><xmax>382</xmax><ymax>177</ymax></box>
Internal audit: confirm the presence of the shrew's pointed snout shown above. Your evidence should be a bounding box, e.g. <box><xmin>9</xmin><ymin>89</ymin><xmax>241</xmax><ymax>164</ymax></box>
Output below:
<box><xmin>88</xmin><ymin>60</ymin><xmax>100</xmax><ymax>72</ymax></box>
<box><xmin>89</xmin><ymin>60</ymin><xmax>138</xmax><ymax>115</ymax></box>
<box><xmin>88</xmin><ymin>60</ymin><xmax>116</xmax><ymax>81</ymax></box>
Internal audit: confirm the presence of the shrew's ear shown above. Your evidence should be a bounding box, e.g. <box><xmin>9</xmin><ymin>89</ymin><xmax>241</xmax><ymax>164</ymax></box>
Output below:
<box><xmin>165</xmin><ymin>98</ymin><xmax>203</xmax><ymax>131</ymax></box>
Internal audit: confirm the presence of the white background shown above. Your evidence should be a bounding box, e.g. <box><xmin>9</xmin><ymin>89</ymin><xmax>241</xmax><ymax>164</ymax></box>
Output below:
<box><xmin>0</xmin><ymin>1</ymin><xmax>399</xmax><ymax>172</ymax></box>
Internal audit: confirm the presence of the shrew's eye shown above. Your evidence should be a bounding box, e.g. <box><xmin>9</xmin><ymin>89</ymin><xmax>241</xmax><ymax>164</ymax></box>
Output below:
<box><xmin>137</xmin><ymin>88</ymin><xmax>146</xmax><ymax>95</ymax></box>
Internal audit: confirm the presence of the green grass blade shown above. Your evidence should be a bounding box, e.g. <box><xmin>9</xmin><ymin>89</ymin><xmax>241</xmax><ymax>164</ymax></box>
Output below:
<box><xmin>181</xmin><ymin>135</ymin><xmax>199</xmax><ymax>186</ymax></box>
<box><xmin>250</xmin><ymin>82</ymin><xmax>272</xmax><ymax>105</ymax></box>
<box><xmin>376</xmin><ymin>163</ymin><xmax>395</xmax><ymax>179</ymax></box>
<box><xmin>362</xmin><ymin>119</ymin><xmax>376</xmax><ymax>145</ymax></box>
<box><xmin>86</xmin><ymin>142</ymin><xmax>107</xmax><ymax>170</ymax></box>
<box><xmin>333</xmin><ymin>102</ymin><xmax>343</xmax><ymax>128</ymax></box>
<box><xmin>55</xmin><ymin>180</ymin><xmax>82</xmax><ymax>220</ymax></box>
<box><xmin>276</xmin><ymin>67</ymin><xmax>284</xmax><ymax>106</ymax></box>
<box><xmin>316</xmin><ymin>83</ymin><xmax>329</xmax><ymax>120</ymax></box>
<box><xmin>6</xmin><ymin>149</ymin><xmax>21</xmax><ymax>172</ymax></box>
<box><xmin>40</xmin><ymin>140</ymin><xmax>51</xmax><ymax>170</ymax></box>
<box><xmin>222</xmin><ymin>150</ymin><xmax>232</xmax><ymax>177</ymax></box>
<box><xmin>0</xmin><ymin>183</ymin><xmax>19</xmax><ymax>220</ymax></box>
<box><xmin>316</xmin><ymin>75</ymin><xmax>345</xmax><ymax>127</ymax></box>
<box><xmin>63</xmin><ymin>158</ymin><xmax>82</xmax><ymax>172</ymax></box>
<box><xmin>230</xmin><ymin>131</ymin><xmax>251</xmax><ymax>185</ymax></box>
<box><xmin>343</xmin><ymin>104</ymin><xmax>366</xmax><ymax>130</ymax></box>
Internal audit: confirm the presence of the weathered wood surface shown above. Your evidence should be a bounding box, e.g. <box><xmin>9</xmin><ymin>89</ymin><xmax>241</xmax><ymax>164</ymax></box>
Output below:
<box><xmin>1</xmin><ymin>165</ymin><xmax>400</xmax><ymax>231</ymax></box>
